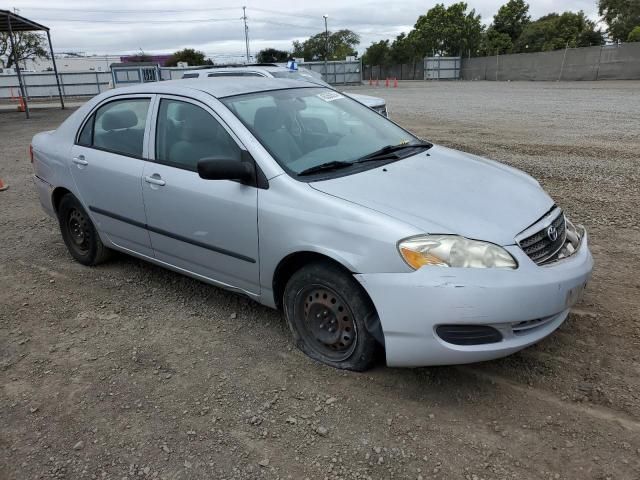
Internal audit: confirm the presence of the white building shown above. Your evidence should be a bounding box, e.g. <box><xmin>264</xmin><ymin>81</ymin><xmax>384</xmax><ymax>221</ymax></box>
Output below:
<box><xmin>1</xmin><ymin>54</ymin><xmax>122</xmax><ymax>73</ymax></box>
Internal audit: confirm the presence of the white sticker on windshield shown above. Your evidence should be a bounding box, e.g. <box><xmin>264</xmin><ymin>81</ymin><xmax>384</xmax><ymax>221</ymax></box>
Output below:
<box><xmin>317</xmin><ymin>91</ymin><xmax>345</xmax><ymax>102</ymax></box>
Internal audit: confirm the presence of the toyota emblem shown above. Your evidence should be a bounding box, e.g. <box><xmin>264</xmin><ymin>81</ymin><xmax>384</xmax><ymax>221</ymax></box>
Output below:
<box><xmin>547</xmin><ymin>225</ymin><xmax>558</xmax><ymax>242</ymax></box>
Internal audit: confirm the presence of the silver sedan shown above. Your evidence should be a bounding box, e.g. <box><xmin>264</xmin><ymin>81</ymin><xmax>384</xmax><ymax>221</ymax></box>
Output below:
<box><xmin>31</xmin><ymin>78</ymin><xmax>593</xmax><ymax>370</ymax></box>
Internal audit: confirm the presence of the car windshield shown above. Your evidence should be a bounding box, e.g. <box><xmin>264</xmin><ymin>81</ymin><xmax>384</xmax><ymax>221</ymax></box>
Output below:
<box><xmin>221</xmin><ymin>87</ymin><xmax>421</xmax><ymax>177</ymax></box>
<box><xmin>270</xmin><ymin>70</ymin><xmax>330</xmax><ymax>87</ymax></box>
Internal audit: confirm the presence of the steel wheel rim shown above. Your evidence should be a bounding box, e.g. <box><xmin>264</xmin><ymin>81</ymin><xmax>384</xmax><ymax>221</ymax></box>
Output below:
<box><xmin>67</xmin><ymin>208</ymin><xmax>90</xmax><ymax>254</ymax></box>
<box><xmin>295</xmin><ymin>285</ymin><xmax>358</xmax><ymax>362</ymax></box>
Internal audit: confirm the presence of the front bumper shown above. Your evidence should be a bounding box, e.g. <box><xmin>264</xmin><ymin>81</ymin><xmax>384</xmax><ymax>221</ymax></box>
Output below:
<box><xmin>355</xmin><ymin>232</ymin><xmax>593</xmax><ymax>367</ymax></box>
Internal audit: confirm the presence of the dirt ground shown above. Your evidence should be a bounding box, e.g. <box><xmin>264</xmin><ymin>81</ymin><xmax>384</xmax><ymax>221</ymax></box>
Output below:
<box><xmin>1</xmin><ymin>81</ymin><xmax>639</xmax><ymax>480</ymax></box>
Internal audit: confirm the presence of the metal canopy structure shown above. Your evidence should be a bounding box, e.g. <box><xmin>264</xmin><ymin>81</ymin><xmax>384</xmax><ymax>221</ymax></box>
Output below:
<box><xmin>0</xmin><ymin>10</ymin><xmax>64</xmax><ymax>118</ymax></box>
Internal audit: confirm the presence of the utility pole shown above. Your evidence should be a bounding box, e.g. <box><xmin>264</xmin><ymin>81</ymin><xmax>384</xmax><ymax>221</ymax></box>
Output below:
<box><xmin>323</xmin><ymin>14</ymin><xmax>329</xmax><ymax>81</ymax></box>
<box><xmin>242</xmin><ymin>6</ymin><xmax>250</xmax><ymax>63</ymax></box>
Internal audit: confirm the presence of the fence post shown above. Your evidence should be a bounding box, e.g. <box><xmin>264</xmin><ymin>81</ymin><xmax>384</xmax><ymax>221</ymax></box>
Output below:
<box><xmin>595</xmin><ymin>45</ymin><xmax>603</xmax><ymax>81</ymax></box>
<box><xmin>95</xmin><ymin>72</ymin><xmax>100</xmax><ymax>94</ymax></box>
<box><xmin>496</xmin><ymin>51</ymin><xmax>499</xmax><ymax>81</ymax></box>
<box><xmin>558</xmin><ymin>41</ymin><xmax>569</xmax><ymax>81</ymax></box>
<box><xmin>23</xmin><ymin>76</ymin><xmax>29</xmax><ymax>100</ymax></box>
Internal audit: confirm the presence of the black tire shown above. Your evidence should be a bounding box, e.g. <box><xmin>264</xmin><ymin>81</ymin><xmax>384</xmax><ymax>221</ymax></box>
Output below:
<box><xmin>57</xmin><ymin>194</ymin><xmax>110</xmax><ymax>266</ymax></box>
<box><xmin>283</xmin><ymin>261</ymin><xmax>379</xmax><ymax>371</ymax></box>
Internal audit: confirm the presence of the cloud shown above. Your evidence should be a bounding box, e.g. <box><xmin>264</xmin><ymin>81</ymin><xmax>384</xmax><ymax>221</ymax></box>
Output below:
<box><xmin>16</xmin><ymin>0</ymin><xmax>600</xmax><ymax>58</ymax></box>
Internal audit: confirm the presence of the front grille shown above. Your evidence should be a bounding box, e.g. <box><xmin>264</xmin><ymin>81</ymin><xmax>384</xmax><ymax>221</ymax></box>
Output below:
<box><xmin>518</xmin><ymin>211</ymin><xmax>566</xmax><ymax>265</ymax></box>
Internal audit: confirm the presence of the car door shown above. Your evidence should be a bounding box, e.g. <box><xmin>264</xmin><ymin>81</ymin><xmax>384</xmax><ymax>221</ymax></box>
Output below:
<box><xmin>142</xmin><ymin>95</ymin><xmax>260</xmax><ymax>295</ymax></box>
<box><xmin>70</xmin><ymin>95</ymin><xmax>154</xmax><ymax>257</ymax></box>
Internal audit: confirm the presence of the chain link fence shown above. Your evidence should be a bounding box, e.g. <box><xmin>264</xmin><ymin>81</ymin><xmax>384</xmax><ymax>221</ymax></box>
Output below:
<box><xmin>0</xmin><ymin>71</ymin><xmax>111</xmax><ymax>99</ymax></box>
<box><xmin>460</xmin><ymin>43</ymin><xmax>640</xmax><ymax>81</ymax></box>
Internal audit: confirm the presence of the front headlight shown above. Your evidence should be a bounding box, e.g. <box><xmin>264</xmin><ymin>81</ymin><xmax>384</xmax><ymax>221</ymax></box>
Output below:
<box><xmin>398</xmin><ymin>235</ymin><xmax>518</xmax><ymax>270</ymax></box>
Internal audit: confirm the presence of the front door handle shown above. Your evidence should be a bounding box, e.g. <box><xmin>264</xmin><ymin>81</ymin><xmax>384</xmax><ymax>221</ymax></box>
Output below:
<box><xmin>72</xmin><ymin>155</ymin><xmax>88</xmax><ymax>166</ymax></box>
<box><xmin>144</xmin><ymin>174</ymin><xmax>166</xmax><ymax>186</ymax></box>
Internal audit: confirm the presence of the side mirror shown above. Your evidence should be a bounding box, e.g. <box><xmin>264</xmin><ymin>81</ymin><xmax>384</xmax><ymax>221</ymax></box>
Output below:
<box><xmin>197</xmin><ymin>157</ymin><xmax>254</xmax><ymax>183</ymax></box>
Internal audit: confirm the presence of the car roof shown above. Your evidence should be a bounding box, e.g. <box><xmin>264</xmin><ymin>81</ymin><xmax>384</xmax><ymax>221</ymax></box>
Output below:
<box><xmin>108</xmin><ymin>77</ymin><xmax>318</xmax><ymax>99</ymax></box>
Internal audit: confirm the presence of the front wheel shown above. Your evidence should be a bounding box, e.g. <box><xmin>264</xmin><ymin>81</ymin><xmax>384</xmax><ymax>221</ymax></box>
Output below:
<box><xmin>58</xmin><ymin>194</ymin><xmax>110</xmax><ymax>266</ymax></box>
<box><xmin>283</xmin><ymin>262</ymin><xmax>379</xmax><ymax>371</ymax></box>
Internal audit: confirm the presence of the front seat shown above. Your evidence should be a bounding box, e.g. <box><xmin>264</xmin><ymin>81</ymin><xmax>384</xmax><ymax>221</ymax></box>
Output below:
<box><xmin>168</xmin><ymin>105</ymin><xmax>239</xmax><ymax>168</ymax></box>
<box><xmin>253</xmin><ymin>106</ymin><xmax>302</xmax><ymax>165</ymax></box>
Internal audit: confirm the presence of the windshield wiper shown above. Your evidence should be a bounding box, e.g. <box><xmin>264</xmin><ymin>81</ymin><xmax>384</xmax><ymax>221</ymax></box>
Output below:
<box><xmin>297</xmin><ymin>141</ymin><xmax>433</xmax><ymax>176</ymax></box>
<box><xmin>354</xmin><ymin>141</ymin><xmax>433</xmax><ymax>163</ymax></box>
<box><xmin>297</xmin><ymin>160</ymin><xmax>353</xmax><ymax>176</ymax></box>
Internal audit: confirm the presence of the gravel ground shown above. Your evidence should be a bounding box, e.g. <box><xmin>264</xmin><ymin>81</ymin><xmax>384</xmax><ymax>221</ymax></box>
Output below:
<box><xmin>1</xmin><ymin>81</ymin><xmax>639</xmax><ymax>480</ymax></box>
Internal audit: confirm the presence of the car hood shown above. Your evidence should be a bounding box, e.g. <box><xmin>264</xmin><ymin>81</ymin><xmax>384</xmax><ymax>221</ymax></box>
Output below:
<box><xmin>309</xmin><ymin>145</ymin><xmax>554</xmax><ymax>246</ymax></box>
<box><xmin>343</xmin><ymin>92</ymin><xmax>385</xmax><ymax>108</ymax></box>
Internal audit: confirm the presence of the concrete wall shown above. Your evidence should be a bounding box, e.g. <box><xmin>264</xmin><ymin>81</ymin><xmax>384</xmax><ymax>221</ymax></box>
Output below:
<box><xmin>460</xmin><ymin>43</ymin><xmax>640</xmax><ymax>81</ymax></box>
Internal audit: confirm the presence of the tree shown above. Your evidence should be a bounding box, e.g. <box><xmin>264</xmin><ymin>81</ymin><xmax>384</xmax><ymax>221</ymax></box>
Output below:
<box><xmin>410</xmin><ymin>2</ymin><xmax>484</xmax><ymax>57</ymax></box>
<box><xmin>599</xmin><ymin>0</ymin><xmax>640</xmax><ymax>43</ymax></box>
<box><xmin>492</xmin><ymin>0</ymin><xmax>530</xmax><ymax>42</ymax></box>
<box><xmin>256</xmin><ymin>48</ymin><xmax>289</xmax><ymax>63</ymax></box>
<box><xmin>362</xmin><ymin>40</ymin><xmax>390</xmax><ymax>65</ymax></box>
<box><xmin>513</xmin><ymin>11</ymin><xmax>604</xmax><ymax>53</ymax></box>
<box><xmin>291</xmin><ymin>29</ymin><xmax>359</xmax><ymax>61</ymax></box>
<box><xmin>629</xmin><ymin>26</ymin><xmax>640</xmax><ymax>42</ymax></box>
<box><xmin>389</xmin><ymin>33</ymin><xmax>421</xmax><ymax>63</ymax></box>
<box><xmin>0</xmin><ymin>32</ymin><xmax>49</xmax><ymax>69</ymax></box>
<box><xmin>165</xmin><ymin>48</ymin><xmax>208</xmax><ymax>67</ymax></box>
<box><xmin>480</xmin><ymin>27</ymin><xmax>513</xmax><ymax>55</ymax></box>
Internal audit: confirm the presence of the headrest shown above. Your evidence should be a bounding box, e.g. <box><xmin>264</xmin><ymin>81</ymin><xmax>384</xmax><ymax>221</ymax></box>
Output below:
<box><xmin>101</xmin><ymin>110</ymin><xmax>138</xmax><ymax>131</ymax></box>
<box><xmin>180</xmin><ymin>106</ymin><xmax>217</xmax><ymax>142</ymax></box>
<box><xmin>172</xmin><ymin>103</ymin><xmax>192</xmax><ymax>122</ymax></box>
<box><xmin>253</xmin><ymin>106</ymin><xmax>284</xmax><ymax>133</ymax></box>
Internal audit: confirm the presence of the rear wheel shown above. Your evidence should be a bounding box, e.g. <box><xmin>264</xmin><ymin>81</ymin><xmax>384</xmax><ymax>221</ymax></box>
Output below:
<box><xmin>283</xmin><ymin>262</ymin><xmax>379</xmax><ymax>371</ymax></box>
<box><xmin>58</xmin><ymin>194</ymin><xmax>110</xmax><ymax>266</ymax></box>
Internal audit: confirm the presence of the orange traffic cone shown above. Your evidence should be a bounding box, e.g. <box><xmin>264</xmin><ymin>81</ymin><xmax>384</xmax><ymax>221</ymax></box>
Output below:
<box><xmin>375</xmin><ymin>78</ymin><xmax>379</xmax><ymax>87</ymax></box>
<box><xmin>0</xmin><ymin>177</ymin><xmax>8</xmax><ymax>192</ymax></box>
<box><xmin>393</xmin><ymin>77</ymin><xmax>398</xmax><ymax>88</ymax></box>
<box><xmin>17</xmin><ymin>97</ymin><xmax>25</xmax><ymax>112</ymax></box>
<box><xmin>385</xmin><ymin>78</ymin><xmax>390</xmax><ymax>88</ymax></box>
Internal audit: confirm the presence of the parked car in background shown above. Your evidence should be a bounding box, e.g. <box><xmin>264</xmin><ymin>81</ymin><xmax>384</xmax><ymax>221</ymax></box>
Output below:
<box><xmin>181</xmin><ymin>64</ymin><xmax>389</xmax><ymax>117</ymax></box>
<box><xmin>30</xmin><ymin>77</ymin><xmax>592</xmax><ymax>371</ymax></box>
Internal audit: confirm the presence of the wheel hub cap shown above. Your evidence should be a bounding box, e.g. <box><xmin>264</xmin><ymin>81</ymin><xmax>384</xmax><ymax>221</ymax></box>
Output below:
<box><xmin>67</xmin><ymin>209</ymin><xmax>89</xmax><ymax>252</ymax></box>
<box><xmin>303</xmin><ymin>287</ymin><xmax>356</xmax><ymax>357</ymax></box>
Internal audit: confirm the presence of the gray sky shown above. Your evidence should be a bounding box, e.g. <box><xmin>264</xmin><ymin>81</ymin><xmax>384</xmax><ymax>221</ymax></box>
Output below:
<box><xmin>13</xmin><ymin>0</ymin><xmax>601</xmax><ymax>59</ymax></box>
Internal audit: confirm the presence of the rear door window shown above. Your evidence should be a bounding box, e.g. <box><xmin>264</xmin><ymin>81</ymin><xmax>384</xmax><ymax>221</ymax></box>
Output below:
<box><xmin>77</xmin><ymin>98</ymin><xmax>150</xmax><ymax>158</ymax></box>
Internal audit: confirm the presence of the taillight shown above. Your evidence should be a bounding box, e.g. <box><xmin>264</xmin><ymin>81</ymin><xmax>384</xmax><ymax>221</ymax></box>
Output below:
<box><xmin>29</xmin><ymin>144</ymin><xmax>34</xmax><ymax>163</ymax></box>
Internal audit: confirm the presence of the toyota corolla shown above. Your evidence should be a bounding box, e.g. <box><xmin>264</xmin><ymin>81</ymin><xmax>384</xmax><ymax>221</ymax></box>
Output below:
<box><xmin>30</xmin><ymin>78</ymin><xmax>593</xmax><ymax>370</ymax></box>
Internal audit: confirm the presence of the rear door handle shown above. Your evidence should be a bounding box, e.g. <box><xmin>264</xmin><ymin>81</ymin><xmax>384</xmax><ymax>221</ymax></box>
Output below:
<box><xmin>144</xmin><ymin>175</ymin><xmax>166</xmax><ymax>186</ymax></box>
<box><xmin>72</xmin><ymin>155</ymin><xmax>88</xmax><ymax>166</ymax></box>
